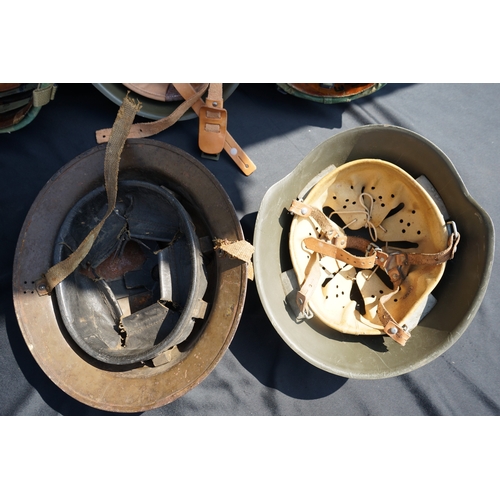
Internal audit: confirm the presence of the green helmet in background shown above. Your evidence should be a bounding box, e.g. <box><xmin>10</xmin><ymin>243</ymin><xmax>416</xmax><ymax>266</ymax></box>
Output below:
<box><xmin>276</xmin><ymin>83</ymin><xmax>385</xmax><ymax>104</ymax></box>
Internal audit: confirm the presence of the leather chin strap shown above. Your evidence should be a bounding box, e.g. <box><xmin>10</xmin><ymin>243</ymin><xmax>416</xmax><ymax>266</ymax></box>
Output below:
<box><xmin>96</xmin><ymin>83</ymin><xmax>256</xmax><ymax>176</ymax></box>
<box><xmin>173</xmin><ymin>83</ymin><xmax>256</xmax><ymax>176</ymax></box>
<box><xmin>290</xmin><ymin>199</ymin><xmax>460</xmax><ymax>346</ymax></box>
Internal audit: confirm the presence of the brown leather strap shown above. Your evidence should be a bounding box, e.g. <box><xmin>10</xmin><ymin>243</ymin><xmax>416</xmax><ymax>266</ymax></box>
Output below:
<box><xmin>303</xmin><ymin>229</ymin><xmax>458</xmax><ymax>276</ymax></box>
<box><xmin>95</xmin><ymin>84</ymin><xmax>209</xmax><ymax>144</ymax></box>
<box><xmin>296</xmin><ymin>253</ymin><xmax>322</xmax><ymax>316</ymax></box>
<box><xmin>289</xmin><ymin>200</ymin><xmax>344</xmax><ymax>244</ymax></box>
<box><xmin>377</xmin><ymin>289</ymin><xmax>411</xmax><ymax>346</ymax></box>
<box><xmin>205</xmin><ymin>83</ymin><xmax>223</xmax><ymax>107</ymax></box>
<box><xmin>303</xmin><ymin>237</ymin><xmax>385</xmax><ymax>269</ymax></box>
<box><xmin>390</xmin><ymin>232</ymin><xmax>460</xmax><ymax>268</ymax></box>
<box><xmin>173</xmin><ymin>83</ymin><xmax>256</xmax><ymax>176</ymax></box>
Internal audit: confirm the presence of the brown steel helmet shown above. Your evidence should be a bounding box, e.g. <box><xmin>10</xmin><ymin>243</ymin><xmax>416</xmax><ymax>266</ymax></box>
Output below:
<box><xmin>13</xmin><ymin>96</ymin><xmax>248</xmax><ymax>412</ymax></box>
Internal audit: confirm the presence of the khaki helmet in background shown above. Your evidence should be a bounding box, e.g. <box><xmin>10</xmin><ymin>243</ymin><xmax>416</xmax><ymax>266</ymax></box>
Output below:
<box><xmin>13</xmin><ymin>97</ymin><xmax>249</xmax><ymax>411</ymax></box>
<box><xmin>254</xmin><ymin>125</ymin><xmax>494</xmax><ymax>378</ymax></box>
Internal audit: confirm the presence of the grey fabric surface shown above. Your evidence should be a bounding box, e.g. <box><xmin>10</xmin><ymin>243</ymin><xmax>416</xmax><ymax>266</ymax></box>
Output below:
<box><xmin>1</xmin><ymin>83</ymin><xmax>498</xmax><ymax>416</ymax></box>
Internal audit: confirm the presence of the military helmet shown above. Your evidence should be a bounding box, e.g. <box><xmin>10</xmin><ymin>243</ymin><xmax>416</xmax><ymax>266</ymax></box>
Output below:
<box><xmin>0</xmin><ymin>83</ymin><xmax>56</xmax><ymax>133</ymax></box>
<box><xmin>93</xmin><ymin>83</ymin><xmax>238</xmax><ymax>121</ymax></box>
<box><xmin>13</xmin><ymin>133</ymin><xmax>248</xmax><ymax>411</ymax></box>
<box><xmin>276</xmin><ymin>83</ymin><xmax>385</xmax><ymax>104</ymax></box>
<box><xmin>254</xmin><ymin>125</ymin><xmax>494</xmax><ymax>378</ymax></box>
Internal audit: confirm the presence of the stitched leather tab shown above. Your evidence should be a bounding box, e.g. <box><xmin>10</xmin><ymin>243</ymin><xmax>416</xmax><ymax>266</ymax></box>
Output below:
<box><xmin>173</xmin><ymin>83</ymin><xmax>256</xmax><ymax>175</ymax></box>
<box><xmin>198</xmin><ymin>105</ymin><xmax>227</xmax><ymax>154</ymax></box>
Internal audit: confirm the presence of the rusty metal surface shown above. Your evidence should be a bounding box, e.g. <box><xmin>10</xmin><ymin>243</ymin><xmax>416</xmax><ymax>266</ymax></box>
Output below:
<box><xmin>12</xmin><ymin>139</ymin><xmax>247</xmax><ymax>412</ymax></box>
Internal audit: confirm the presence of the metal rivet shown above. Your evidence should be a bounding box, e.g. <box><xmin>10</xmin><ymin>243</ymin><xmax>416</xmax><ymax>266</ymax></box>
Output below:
<box><xmin>212</xmin><ymin>102</ymin><xmax>218</xmax><ymax>107</ymax></box>
<box><xmin>389</xmin><ymin>327</ymin><xmax>398</xmax><ymax>335</ymax></box>
<box><xmin>38</xmin><ymin>284</ymin><xmax>46</xmax><ymax>291</ymax></box>
<box><xmin>300</xmin><ymin>208</ymin><xmax>307</xmax><ymax>215</ymax></box>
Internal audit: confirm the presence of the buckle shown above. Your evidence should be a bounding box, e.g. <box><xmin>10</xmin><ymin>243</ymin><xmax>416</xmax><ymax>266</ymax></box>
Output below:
<box><xmin>365</xmin><ymin>242</ymin><xmax>381</xmax><ymax>256</ymax></box>
<box><xmin>446</xmin><ymin>220</ymin><xmax>459</xmax><ymax>239</ymax></box>
<box><xmin>198</xmin><ymin>104</ymin><xmax>227</xmax><ymax>155</ymax></box>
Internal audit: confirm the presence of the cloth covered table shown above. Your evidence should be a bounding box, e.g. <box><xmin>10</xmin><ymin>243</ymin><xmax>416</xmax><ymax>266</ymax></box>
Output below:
<box><xmin>1</xmin><ymin>83</ymin><xmax>498</xmax><ymax>416</ymax></box>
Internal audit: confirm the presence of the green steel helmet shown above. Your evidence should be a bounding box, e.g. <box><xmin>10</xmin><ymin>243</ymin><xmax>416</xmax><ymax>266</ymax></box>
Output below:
<box><xmin>276</xmin><ymin>83</ymin><xmax>385</xmax><ymax>104</ymax></box>
<box><xmin>0</xmin><ymin>83</ymin><xmax>56</xmax><ymax>133</ymax></box>
<box><xmin>254</xmin><ymin>125</ymin><xmax>494</xmax><ymax>378</ymax></box>
<box><xmin>13</xmin><ymin>138</ymin><xmax>248</xmax><ymax>412</ymax></box>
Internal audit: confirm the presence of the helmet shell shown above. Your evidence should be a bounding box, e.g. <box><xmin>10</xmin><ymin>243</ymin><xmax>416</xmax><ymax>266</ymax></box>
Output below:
<box><xmin>254</xmin><ymin>125</ymin><xmax>494</xmax><ymax>378</ymax></box>
<box><xmin>93</xmin><ymin>83</ymin><xmax>239</xmax><ymax>121</ymax></box>
<box><xmin>0</xmin><ymin>83</ymin><xmax>56</xmax><ymax>133</ymax></box>
<box><xmin>276</xmin><ymin>83</ymin><xmax>385</xmax><ymax>104</ymax></box>
<box><xmin>13</xmin><ymin>139</ymin><xmax>247</xmax><ymax>411</ymax></box>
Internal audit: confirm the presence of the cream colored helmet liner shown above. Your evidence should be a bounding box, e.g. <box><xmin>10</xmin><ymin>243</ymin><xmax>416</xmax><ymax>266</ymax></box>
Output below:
<box><xmin>288</xmin><ymin>159</ymin><xmax>460</xmax><ymax>346</ymax></box>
